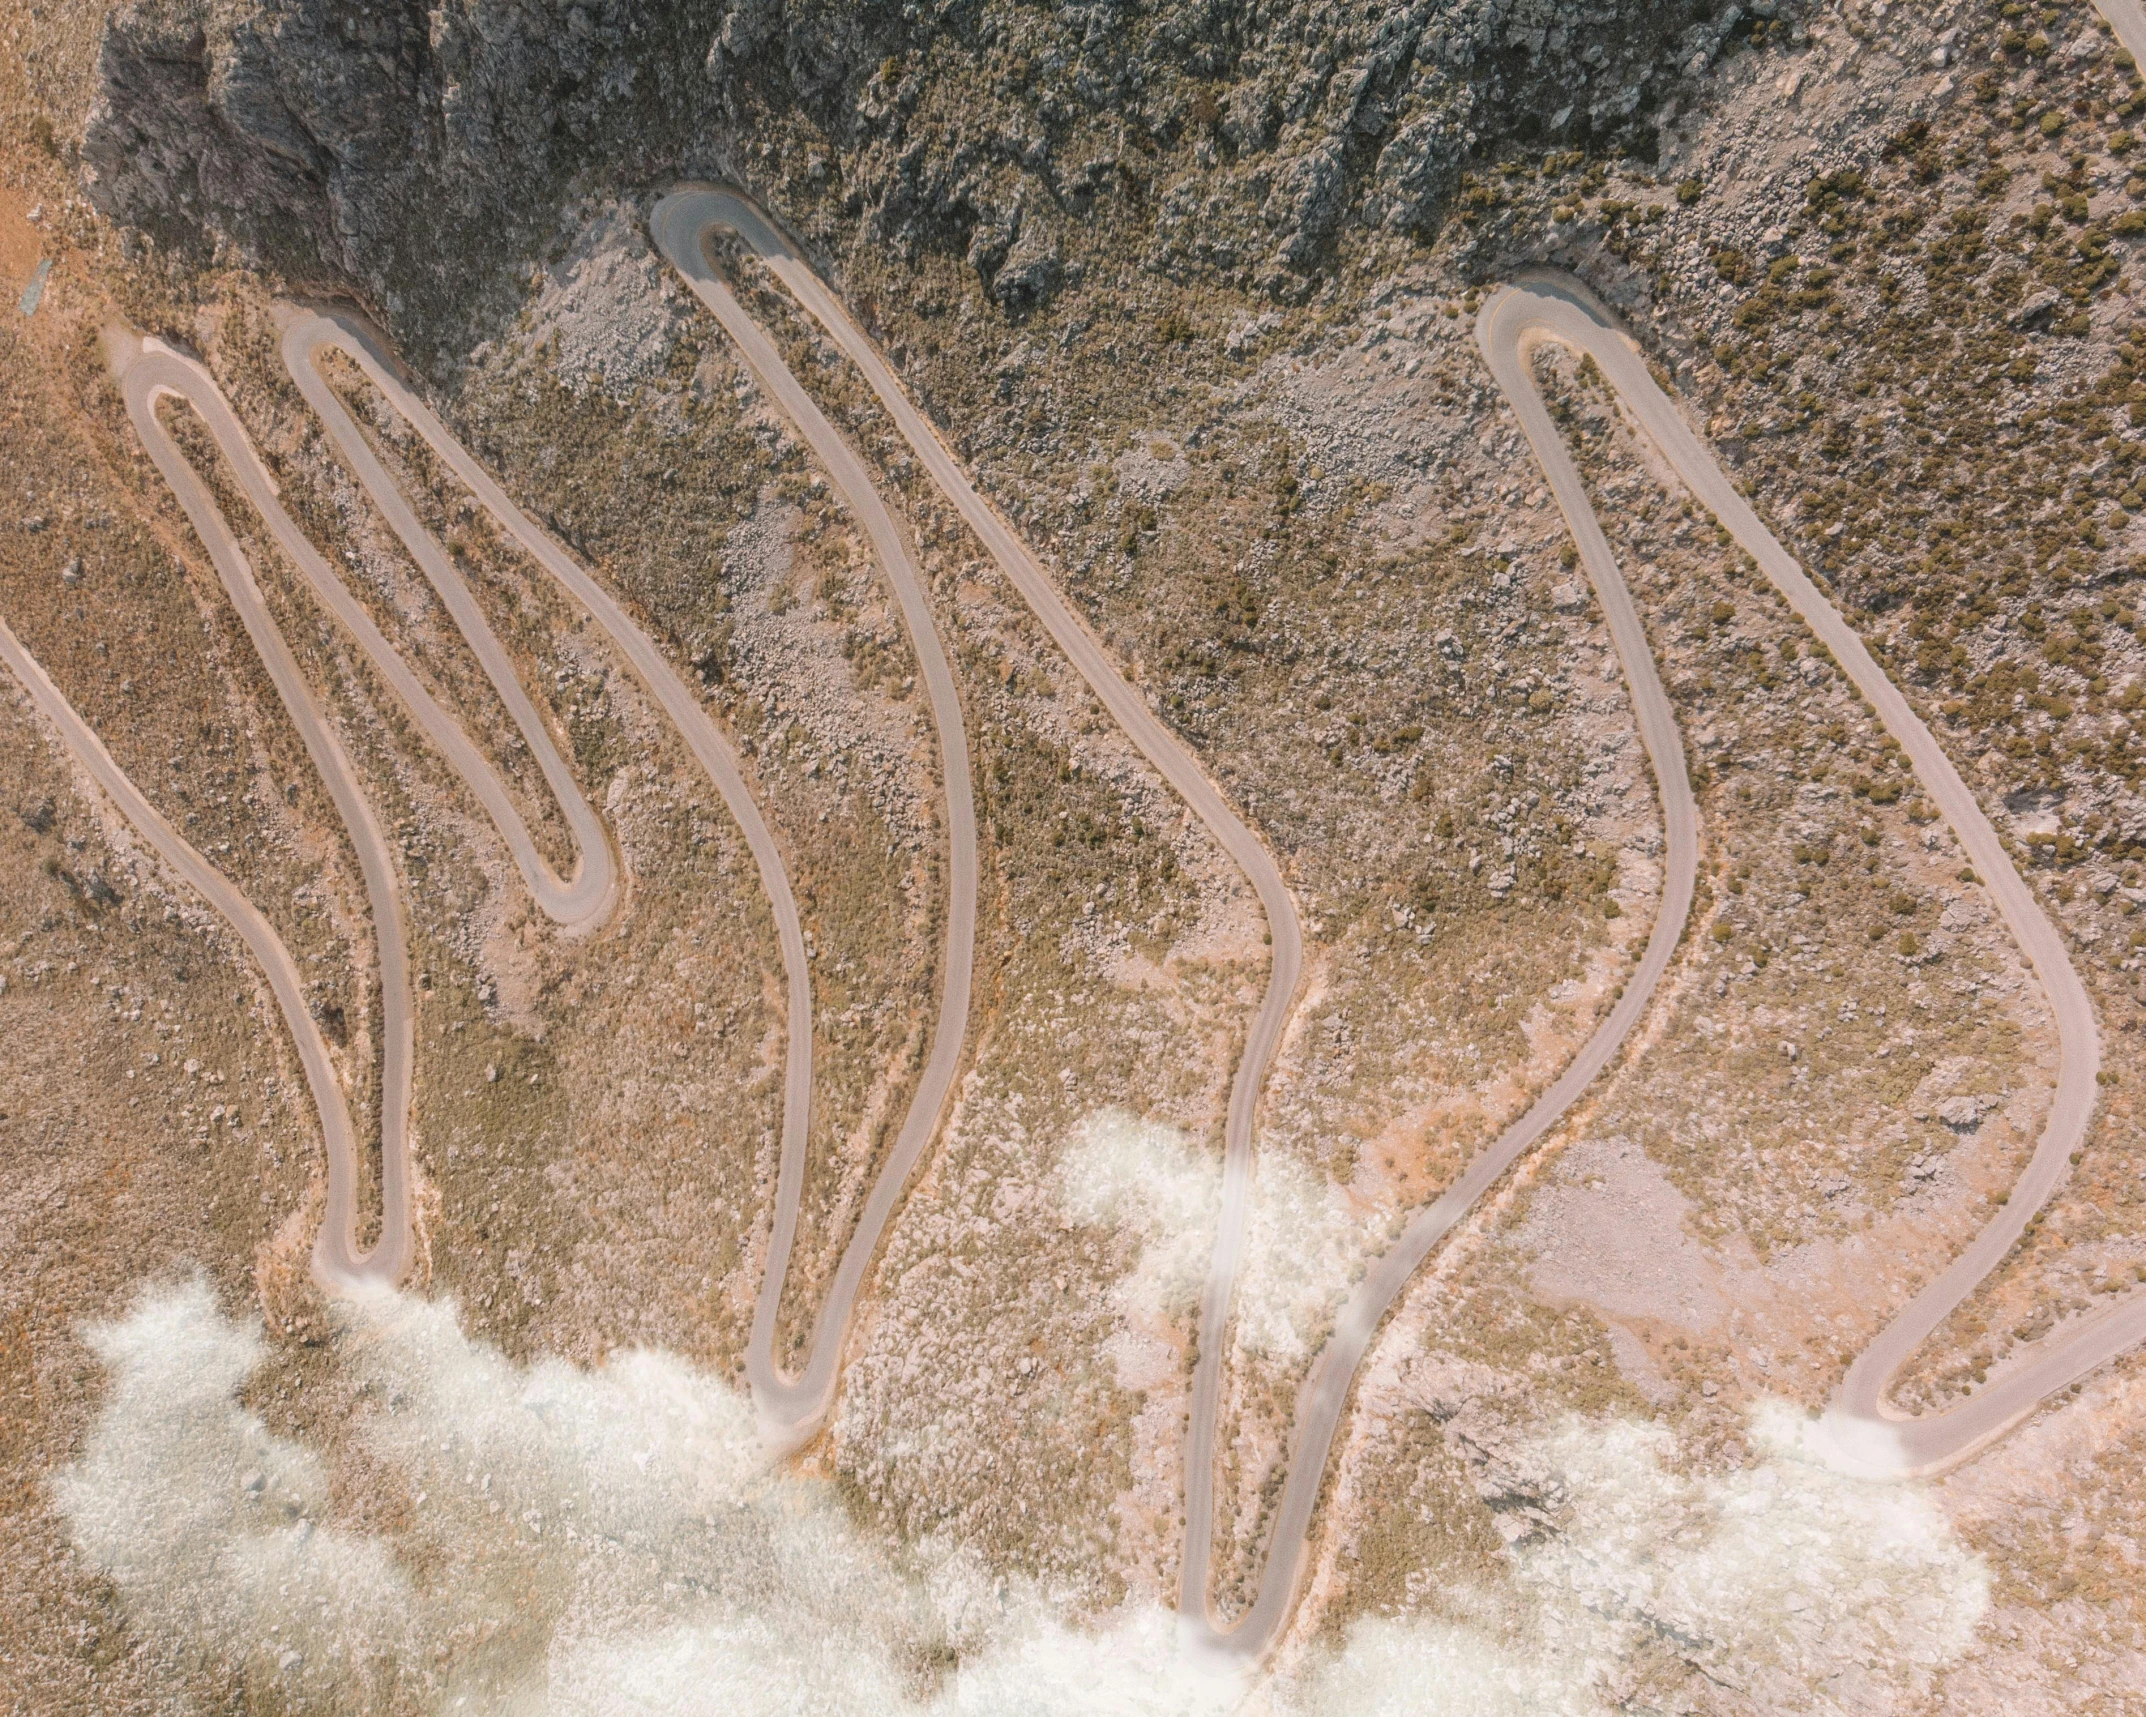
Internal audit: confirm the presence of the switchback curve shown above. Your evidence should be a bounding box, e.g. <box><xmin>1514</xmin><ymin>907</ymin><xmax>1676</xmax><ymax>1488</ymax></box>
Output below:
<box><xmin>282</xmin><ymin>311</ymin><xmax>617</xmax><ymax>934</ymax></box>
<box><xmin>46</xmin><ymin>298</ymin><xmax>978</xmax><ymax>1455</ymax></box>
<box><xmin>277</xmin><ymin>307</ymin><xmax>833</xmax><ymax>1422</ymax></box>
<box><xmin>1165</xmin><ymin>266</ymin><xmax>2133</xmax><ymax>1663</ymax></box>
<box><xmin>107</xmin><ymin>329</ymin><xmax>418</xmax><ymax>1288</ymax></box>
<box><xmin>1484</xmin><ymin>278</ymin><xmax>2124</xmax><ymax>1479</ymax></box>
<box><xmin>646</xmin><ymin>196</ymin><xmax>980</xmax><ymax>1447</ymax></box>
<box><xmin>646</xmin><ymin>183</ymin><xmax>1307</xmax><ymax>1627</ymax></box>
<box><xmin>1178</xmin><ymin>278</ymin><xmax>1708</xmax><ymax>1665</ymax></box>
<box><xmin>36</xmin><ymin>325</ymin><xmax>822</xmax><ymax>1325</ymax></box>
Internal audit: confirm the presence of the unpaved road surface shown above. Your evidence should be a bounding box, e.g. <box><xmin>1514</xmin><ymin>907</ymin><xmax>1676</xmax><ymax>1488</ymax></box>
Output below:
<box><xmin>649</xmin><ymin>187</ymin><xmax>1339</xmax><ymax>1647</ymax></box>
<box><xmin>107</xmin><ymin>329</ymin><xmax>418</xmax><ymax>1289</ymax></box>
<box><xmin>13</xmin><ymin>280</ymin><xmax>974</xmax><ymax>1452</ymax></box>
<box><xmin>1481</xmin><ymin>279</ymin><xmax>2120</xmax><ymax>1481</ymax></box>
<box><xmin>643</xmin><ymin>190</ymin><xmax>2138</xmax><ymax>1663</ymax></box>
<box><xmin>651</xmin><ymin>191</ymin><xmax>979</xmax><ymax>1447</ymax></box>
<box><xmin>1175</xmin><ymin>277</ymin><xmax>1708</xmax><ymax>1664</ymax></box>
<box><xmin>1185</xmin><ymin>270</ymin><xmax>2128</xmax><ymax>1660</ymax></box>
<box><xmin>648</xmin><ymin>185</ymin><xmax>1306</xmax><ymax>1587</ymax></box>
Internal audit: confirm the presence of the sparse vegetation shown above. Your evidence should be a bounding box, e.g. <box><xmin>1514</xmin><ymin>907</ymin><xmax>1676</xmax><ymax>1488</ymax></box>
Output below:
<box><xmin>13</xmin><ymin>0</ymin><xmax>2146</xmax><ymax>1707</ymax></box>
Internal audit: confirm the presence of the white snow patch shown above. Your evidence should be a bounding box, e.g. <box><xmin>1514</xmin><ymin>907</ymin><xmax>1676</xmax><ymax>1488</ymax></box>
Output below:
<box><xmin>1053</xmin><ymin>1109</ymin><xmax>1357</xmax><ymax>1365</ymax></box>
<box><xmin>1054</xmin><ymin>1108</ymin><xmax>1217</xmax><ymax>1328</ymax></box>
<box><xmin>1233</xmin><ymin>1148</ymin><xmax>1358</xmax><ymax>1365</ymax></box>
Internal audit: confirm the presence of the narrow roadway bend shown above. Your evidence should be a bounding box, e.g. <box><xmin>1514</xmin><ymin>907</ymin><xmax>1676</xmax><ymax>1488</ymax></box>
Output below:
<box><xmin>1171</xmin><ymin>279</ymin><xmax>1707</xmax><ymax>1665</ymax></box>
<box><xmin>646</xmin><ymin>184</ymin><xmax>1306</xmax><ymax>1626</ymax></box>
<box><xmin>127</xmin><ymin>331</ymin><xmax>616</xmax><ymax>938</ymax></box>
<box><xmin>48</xmin><ymin>145</ymin><xmax>2132</xmax><ymax>1681</ymax></box>
<box><xmin>660</xmin><ymin>1</ymin><xmax>2146</xmax><ymax>1661</ymax></box>
<box><xmin>647</xmin><ymin>195</ymin><xmax>979</xmax><ymax>1449</ymax></box>
<box><xmin>1198</xmin><ymin>3</ymin><xmax>2146</xmax><ymax>1659</ymax></box>
<box><xmin>281</xmin><ymin>302</ymin><xmax>841</xmax><ymax>1416</ymax></box>
<box><xmin>286</xmin><ymin>310</ymin><xmax>917</xmax><ymax>1450</ymax></box>
<box><xmin>88</xmin><ymin>298</ymin><xmax>957</xmax><ymax>1457</ymax></box>
<box><xmin>105</xmin><ymin>328</ymin><xmax>415</xmax><ymax>1288</ymax></box>
<box><xmin>1478</xmin><ymin>278</ymin><xmax>2124</xmax><ymax>1477</ymax></box>
<box><xmin>1165</xmin><ymin>263</ymin><xmax>2128</xmax><ymax>1658</ymax></box>
<box><xmin>101</xmin><ymin>320</ymin><xmax>695</xmax><ymax>1282</ymax></box>
<box><xmin>91</xmin><ymin>319</ymin><xmax>820</xmax><ymax>1325</ymax></box>
<box><xmin>283</xmin><ymin>311</ymin><xmax>617</xmax><ymax>934</ymax></box>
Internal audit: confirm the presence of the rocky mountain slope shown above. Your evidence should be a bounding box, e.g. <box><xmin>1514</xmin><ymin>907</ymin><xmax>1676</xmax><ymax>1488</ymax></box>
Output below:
<box><xmin>82</xmin><ymin>0</ymin><xmax>1720</xmax><ymax>358</ymax></box>
<box><xmin>10</xmin><ymin>0</ymin><xmax>2146</xmax><ymax>1712</ymax></box>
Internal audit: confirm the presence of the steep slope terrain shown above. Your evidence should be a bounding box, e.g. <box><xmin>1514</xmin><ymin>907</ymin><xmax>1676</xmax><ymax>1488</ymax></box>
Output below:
<box><xmin>10</xmin><ymin>2</ymin><xmax>2146</xmax><ymax>1713</ymax></box>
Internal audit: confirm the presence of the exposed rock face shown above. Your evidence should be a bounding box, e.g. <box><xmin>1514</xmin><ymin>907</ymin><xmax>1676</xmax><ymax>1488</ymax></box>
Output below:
<box><xmin>80</xmin><ymin>0</ymin><xmax>1726</xmax><ymax>355</ymax></box>
<box><xmin>83</xmin><ymin>0</ymin><xmax>726</xmax><ymax>358</ymax></box>
<box><xmin>990</xmin><ymin>217</ymin><xmax>1065</xmax><ymax>311</ymax></box>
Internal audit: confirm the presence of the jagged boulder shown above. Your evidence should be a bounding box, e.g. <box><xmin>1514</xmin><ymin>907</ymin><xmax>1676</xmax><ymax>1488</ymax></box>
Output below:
<box><xmin>1266</xmin><ymin>138</ymin><xmax>1349</xmax><ymax>272</ymax></box>
<box><xmin>989</xmin><ymin>220</ymin><xmax>1064</xmax><ymax>312</ymax></box>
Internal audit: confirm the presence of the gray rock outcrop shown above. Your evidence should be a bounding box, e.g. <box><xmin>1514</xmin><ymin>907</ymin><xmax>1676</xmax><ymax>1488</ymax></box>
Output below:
<box><xmin>78</xmin><ymin>0</ymin><xmax>1737</xmax><ymax>357</ymax></box>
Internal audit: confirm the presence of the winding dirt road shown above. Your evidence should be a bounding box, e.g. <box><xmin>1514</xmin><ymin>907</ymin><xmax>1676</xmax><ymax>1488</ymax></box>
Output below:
<box><xmin>647</xmin><ymin>184</ymin><xmax>1309</xmax><ymax>1632</ymax></box>
<box><xmin>258</xmin><ymin>300</ymin><xmax>976</xmax><ymax>1448</ymax></box>
<box><xmin>1177</xmin><ymin>284</ymin><xmax>1707</xmax><ymax>1664</ymax></box>
<box><xmin>642</xmin><ymin>186</ymin><xmax>2116</xmax><ymax>1659</ymax></box>
<box><xmin>280</xmin><ymin>307</ymin><xmax>836</xmax><ymax>1429</ymax></box>
<box><xmin>0</xmin><ymin>606</ymin><xmax>393</xmax><ymax>1287</ymax></box>
<box><xmin>1198</xmin><ymin>272</ymin><xmax>2126</xmax><ymax>1661</ymax></box>
<box><xmin>85</xmin><ymin>321</ymin><xmax>747</xmax><ymax>1283</ymax></box>
<box><xmin>648</xmin><ymin>194</ymin><xmax>979</xmax><ymax>1447</ymax></box>
<box><xmin>14</xmin><ymin>153</ymin><xmax>2142</xmax><ymax>1684</ymax></box>
<box><xmin>84</xmin><ymin>327</ymin><xmax>644</xmax><ymax>1285</ymax></box>
<box><xmin>9</xmin><ymin>305</ymin><xmax>979</xmax><ymax>1454</ymax></box>
<box><xmin>1198</xmin><ymin>0</ymin><xmax>2146</xmax><ymax>1658</ymax></box>
<box><xmin>283</xmin><ymin>313</ymin><xmax>618</xmax><ymax>935</ymax></box>
<box><xmin>1481</xmin><ymin>277</ymin><xmax>2121</xmax><ymax>1480</ymax></box>
<box><xmin>106</xmin><ymin>328</ymin><xmax>418</xmax><ymax>1288</ymax></box>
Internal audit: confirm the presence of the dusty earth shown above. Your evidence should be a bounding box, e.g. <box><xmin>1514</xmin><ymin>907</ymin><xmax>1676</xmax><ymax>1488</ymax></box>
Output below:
<box><xmin>7</xmin><ymin>1</ymin><xmax>2146</xmax><ymax>1713</ymax></box>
